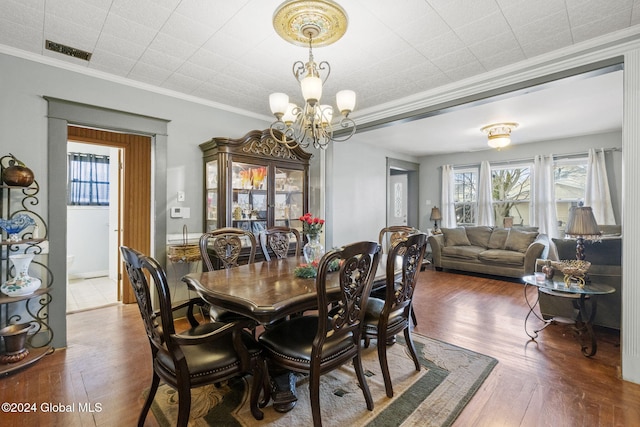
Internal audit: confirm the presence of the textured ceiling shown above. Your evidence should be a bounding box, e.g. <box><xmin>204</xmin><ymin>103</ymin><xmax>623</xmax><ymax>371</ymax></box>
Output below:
<box><xmin>0</xmin><ymin>0</ymin><xmax>637</xmax><ymax>154</ymax></box>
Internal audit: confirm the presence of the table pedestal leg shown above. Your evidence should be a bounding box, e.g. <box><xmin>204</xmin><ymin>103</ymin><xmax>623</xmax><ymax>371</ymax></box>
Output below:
<box><xmin>269</xmin><ymin>369</ymin><xmax>297</xmax><ymax>412</ymax></box>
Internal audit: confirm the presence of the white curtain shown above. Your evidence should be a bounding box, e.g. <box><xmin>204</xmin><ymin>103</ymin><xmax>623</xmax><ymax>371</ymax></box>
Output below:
<box><xmin>585</xmin><ymin>148</ymin><xmax>616</xmax><ymax>224</ymax></box>
<box><xmin>532</xmin><ymin>154</ymin><xmax>560</xmax><ymax>239</ymax></box>
<box><xmin>441</xmin><ymin>165</ymin><xmax>457</xmax><ymax>228</ymax></box>
<box><xmin>477</xmin><ymin>161</ymin><xmax>494</xmax><ymax>226</ymax></box>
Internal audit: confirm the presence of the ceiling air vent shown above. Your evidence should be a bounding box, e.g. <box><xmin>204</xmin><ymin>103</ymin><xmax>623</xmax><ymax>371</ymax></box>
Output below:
<box><xmin>45</xmin><ymin>40</ymin><xmax>92</xmax><ymax>61</ymax></box>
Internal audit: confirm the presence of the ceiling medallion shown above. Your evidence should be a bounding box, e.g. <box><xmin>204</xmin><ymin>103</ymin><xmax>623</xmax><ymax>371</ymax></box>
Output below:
<box><xmin>273</xmin><ymin>0</ymin><xmax>348</xmax><ymax>47</ymax></box>
<box><xmin>481</xmin><ymin>122</ymin><xmax>519</xmax><ymax>150</ymax></box>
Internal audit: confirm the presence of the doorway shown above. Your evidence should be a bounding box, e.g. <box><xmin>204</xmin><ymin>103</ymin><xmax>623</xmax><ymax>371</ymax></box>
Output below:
<box><xmin>65</xmin><ymin>141</ymin><xmax>122</xmax><ymax>312</ymax></box>
<box><xmin>386</xmin><ymin>158</ymin><xmax>419</xmax><ymax>229</ymax></box>
<box><xmin>66</xmin><ymin>125</ymin><xmax>152</xmax><ymax>308</ymax></box>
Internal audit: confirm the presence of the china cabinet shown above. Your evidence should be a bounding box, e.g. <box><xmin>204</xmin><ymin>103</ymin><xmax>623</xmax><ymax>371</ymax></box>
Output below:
<box><xmin>200</xmin><ymin>129</ymin><xmax>311</xmax><ymax>246</ymax></box>
<box><xmin>0</xmin><ymin>154</ymin><xmax>53</xmax><ymax>376</ymax></box>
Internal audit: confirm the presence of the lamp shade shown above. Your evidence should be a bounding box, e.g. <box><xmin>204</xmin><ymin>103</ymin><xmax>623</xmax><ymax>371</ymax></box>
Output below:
<box><xmin>269</xmin><ymin>92</ymin><xmax>289</xmax><ymax>116</ymax></box>
<box><xmin>486</xmin><ymin>135</ymin><xmax>511</xmax><ymax>149</ymax></box>
<box><xmin>565</xmin><ymin>205</ymin><xmax>601</xmax><ymax>239</ymax></box>
<box><xmin>430</xmin><ymin>207</ymin><xmax>442</xmax><ymax>221</ymax></box>
<box><xmin>336</xmin><ymin>89</ymin><xmax>356</xmax><ymax>114</ymax></box>
<box><xmin>301</xmin><ymin>75</ymin><xmax>322</xmax><ymax>103</ymax></box>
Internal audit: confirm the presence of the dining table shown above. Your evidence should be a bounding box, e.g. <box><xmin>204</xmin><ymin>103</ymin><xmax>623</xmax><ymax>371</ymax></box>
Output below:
<box><xmin>181</xmin><ymin>253</ymin><xmax>395</xmax><ymax>412</ymax></box>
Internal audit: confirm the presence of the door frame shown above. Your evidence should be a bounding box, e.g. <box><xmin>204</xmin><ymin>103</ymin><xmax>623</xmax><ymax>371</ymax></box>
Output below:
<box><xmin>46</xmin><ymin>97</ymin><xmax>168</xmax><ymax>349</ymax></box>
<box><xmin>386</xmin><ymin>158</ymin><xmax>419</xmax><ymax>229</ymax></box>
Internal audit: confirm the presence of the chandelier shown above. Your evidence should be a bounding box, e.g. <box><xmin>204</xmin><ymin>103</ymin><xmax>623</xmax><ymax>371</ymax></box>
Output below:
<box><xmin>481</xmin><ymin>122</ymin><xmax>519</xmax><ymax>150</ymax></box>
<box><xmin>269</xmin><ymin>0</ymin><xmax>356</xmax><ymax>150</ymax></box>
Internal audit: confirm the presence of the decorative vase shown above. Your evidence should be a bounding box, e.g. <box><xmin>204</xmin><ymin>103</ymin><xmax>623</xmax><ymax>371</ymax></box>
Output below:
<box><xmin>303</xmin><ymin>234</ymin><xmax>324</xmax><ymax>264</ymax></box>
<box><xmin>1</xmin><ymin>254</ymin><xmax>41</xmax><ymax>297</ymax></box>
<box><xmin>1</xmin><ymin>154</ymin><xmax>34</xmax><ymax>187</ymax></box>
<box><xmin>0</xmin><ymin>213</ymin><xmax>36</xmax><ymax>242</ymax></box>
<box><xmin>0</xmin><ymin>323</ymin><xmax>32</xmax><ymax>363</ymax></box>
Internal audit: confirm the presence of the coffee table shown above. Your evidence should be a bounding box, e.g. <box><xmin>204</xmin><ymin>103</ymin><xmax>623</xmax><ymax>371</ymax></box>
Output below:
<box><xmin>522</xmin><ymin>274</ymin><xmax>615</xmax><ymax>357</ymax></box>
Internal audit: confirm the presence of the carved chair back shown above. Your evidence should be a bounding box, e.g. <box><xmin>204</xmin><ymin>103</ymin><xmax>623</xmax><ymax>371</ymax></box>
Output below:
<box><xmin>260</xmin><ymin>226</ymin><xmax>301</xmax><ymax>261</ymax></box>
<box><xmin>199</xmin><ymin>227</ymin><xmax>257</xmax><ymax>271</ymax></box>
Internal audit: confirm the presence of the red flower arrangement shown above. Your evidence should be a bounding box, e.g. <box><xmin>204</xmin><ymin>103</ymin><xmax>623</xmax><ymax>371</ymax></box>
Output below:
<box><xmin>299</xmin><ymin>212</ymin><xmax>324</xmax><ymax>237</ymax></box>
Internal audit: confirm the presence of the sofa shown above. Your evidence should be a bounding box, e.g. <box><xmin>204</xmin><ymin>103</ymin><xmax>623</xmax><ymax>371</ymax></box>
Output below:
<box><xmin>428</xmin><ymin>226</ymin><xmax>550</xmax><ymax>278</ymax></box>
<box><xmin>537</xmin><ymin>225</ymin><xmax>622</xmax><ymax>330</ymax></box>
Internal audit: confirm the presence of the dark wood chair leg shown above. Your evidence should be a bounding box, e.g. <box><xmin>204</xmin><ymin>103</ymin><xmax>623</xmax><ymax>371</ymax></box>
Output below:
<box><xmin>377</xmin><ymin>329</ymin><xmax>394</xmax><ymax>398</ymax></box>
<box><xmin>176</xmin><ymin>387</ymin><xmax>192</xmax><ymax>427</ymax></box>
<box><xmin>139</xmin><ymin>372</ymin><xmax>160</xmax><ymax>427</ymax></box>
<box><xmin>353</xmin><ymin>353</ymin><xmax>374</xmax><ymax>410</ymax></box>
<box><xmin>411</xmin><ymin>309</ymin><xmax>418</xmax><ymax>326</ymax></box>
<box><xmin>404</xmin><ymin>328</ymin><xmax>421</xmax><ymax>371</ymax></box>
<box><xmin>310</xmin><ymin>372</ymin><xmax>322</xmax><ymax>427</ymax></box>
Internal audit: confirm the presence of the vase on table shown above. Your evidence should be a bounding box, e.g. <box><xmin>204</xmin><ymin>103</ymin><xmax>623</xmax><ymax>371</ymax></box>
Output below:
<box><xmin>1</xmin><ymin>253</ymin><xmax>41</xmax><ymax>297</ymax></box>
<box><xmin>303</xmin><ymin>233</ymin><xmax>324</xmax><ymax>264</ymax></box>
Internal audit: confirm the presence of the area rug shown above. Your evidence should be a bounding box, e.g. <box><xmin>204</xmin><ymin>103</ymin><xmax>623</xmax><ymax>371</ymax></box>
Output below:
<box><xmin>146</xmin><ymin>333</ymin><xmax>497</xmax><ymax>427</ymax></box>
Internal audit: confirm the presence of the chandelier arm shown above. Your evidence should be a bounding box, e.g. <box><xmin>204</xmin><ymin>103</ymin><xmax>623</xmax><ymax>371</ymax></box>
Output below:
<box><xmin>317</xmin><ymin>61</ymin><xmax>330</xmax><ymax>84</ymax></box>
<box><xmin>269</xmin><ymin>121</ymin><xmax>299</xmax><ymax>148</ymax></box>
<box><xmin>292</xmin><ymin>60</ymin><xmax>306</xmax><ymax>82</ymax></box>
<box><xmin>328</xmin><ymin>117</ymin><xmax>357</xmax><ymax>142</ymax></box>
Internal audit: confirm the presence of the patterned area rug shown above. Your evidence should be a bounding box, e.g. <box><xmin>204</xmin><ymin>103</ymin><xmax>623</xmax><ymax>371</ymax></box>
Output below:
<box><xmin>146</xmin><ymin>333</ymin><xmax>497</xmax><ymax>427</ymax></box>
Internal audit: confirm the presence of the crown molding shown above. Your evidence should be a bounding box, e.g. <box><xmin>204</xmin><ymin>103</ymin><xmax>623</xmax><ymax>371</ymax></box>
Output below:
<box><xmin>0</xmin><ymin>43</ymin><xmax>272</xmax><ymax>122</ymax></box>
<box><xmin>353</xmin><ymin>26</ymin><xmax>640</xmax><ymax>131</ymax></box>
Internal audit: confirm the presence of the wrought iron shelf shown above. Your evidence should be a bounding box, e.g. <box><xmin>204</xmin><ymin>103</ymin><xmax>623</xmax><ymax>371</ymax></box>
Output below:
<box><xmin>0</xmin><ymin>287</ymin><xmax>50</xmax><ymax>305</ymax></box>
<box><xmin>0</xmin><ymin>345</ymin><xmax>52</xmax><ymax>377</ymax></box>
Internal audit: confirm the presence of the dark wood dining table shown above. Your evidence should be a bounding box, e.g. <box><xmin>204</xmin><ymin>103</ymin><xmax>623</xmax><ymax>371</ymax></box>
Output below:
<box><xmin>182</xmin><ymin>254</ymin><xmax>391</xmax><ymax>326</ymax></box>
<box><xmin>181</xmin><ymin>253</ymin><xmax>393</xmax><ymax>412</ymax></box>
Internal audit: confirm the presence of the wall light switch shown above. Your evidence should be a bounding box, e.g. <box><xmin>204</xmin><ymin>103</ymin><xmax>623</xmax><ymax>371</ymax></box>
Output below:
<box><xmin>426</xmin><ymin>200</ymin><xmax>431</xmax><ymax>206</ymax></box>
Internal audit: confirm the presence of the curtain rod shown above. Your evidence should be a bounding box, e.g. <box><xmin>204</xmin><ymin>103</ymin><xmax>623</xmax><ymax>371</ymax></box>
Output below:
<box><xmin>450</xmin><ymin>147</ymin><xmax>621</xmax><ymax>169</ymax></box>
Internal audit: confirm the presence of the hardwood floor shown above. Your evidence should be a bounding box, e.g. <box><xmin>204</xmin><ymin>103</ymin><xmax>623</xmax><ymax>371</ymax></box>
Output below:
<box><xmin>1</xmin><ymin>265</ymin><xmax>639</xmax><ymax>426</ymax></box>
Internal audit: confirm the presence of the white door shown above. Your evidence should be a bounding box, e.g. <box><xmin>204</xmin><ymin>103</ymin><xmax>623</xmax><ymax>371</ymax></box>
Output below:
<box><xmin>388</xmin><ymin>173</ymin><xmax>408</xmax><ymax>226</ymax></box>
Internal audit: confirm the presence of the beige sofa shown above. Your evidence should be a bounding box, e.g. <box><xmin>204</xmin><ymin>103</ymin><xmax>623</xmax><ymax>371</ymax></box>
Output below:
<box><xmin>428</xmin><ymin>226</ymin><xmax>550</xmax><ymax>278</ymax></box>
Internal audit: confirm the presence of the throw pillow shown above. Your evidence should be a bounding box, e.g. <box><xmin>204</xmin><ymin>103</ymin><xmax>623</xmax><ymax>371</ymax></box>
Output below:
<box><xmin>504</xmin><ymin>228</ymin><xmax>538</xmax><ymax>253</ymax></box>
<box><xmin>441</xmin><ymin>227</ymin><xmax>471</xmax><ymax>247</ymax></box>
<box><xmin>487</xmin><ymin>228</ymin><xmax>510</xmax><ymax>249</ymax></box>
<box><xmin>465</xmin><ymin>226</ymin><xmax>493</xmax><ymax>247</ymax></box>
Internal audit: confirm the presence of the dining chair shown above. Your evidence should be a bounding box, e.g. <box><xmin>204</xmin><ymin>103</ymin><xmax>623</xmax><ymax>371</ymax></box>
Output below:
<box><xmin>362</xmin><ymin>232</ymin><xmax>428</xmax><ymax>398</ymax></box>
<box><xmin>120</xmin><ymin>246</ymin><xmax>267</xmax><ymax>426</ymax></box>
<box><xmin>260</xmin><ymin>226</ymin><xmax>301</xmax><ymax>261</ymax></box>
<box><xmin>199</xmin><ymin>228</ymin><xmax>258</xmax><ymax>324</ymax></box>
<box><xmin>258</xmin><ymin>241</ymin><xmax>381</xmax><ymax>427</ymax></box>
<box><xmin>199</xmin><ymin>227</ymin><xmax>257</xmax><ymax>271</ymax></box>
<box><xmin>376</xmin><ymin>225</ymin><xmax>420</xmax><ymax>326</ymax></box>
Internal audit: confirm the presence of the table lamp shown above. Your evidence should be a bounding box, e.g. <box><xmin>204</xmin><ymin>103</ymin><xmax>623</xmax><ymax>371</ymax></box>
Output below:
<box><xmin>565</xmin><ymin>203</ymin><xmax>601</xmax><ymax>261</ymax></box>
<box><xmin>430</xmin><ymin>207</ymin><xmax>442</xmax><ymax>234</ymax></box>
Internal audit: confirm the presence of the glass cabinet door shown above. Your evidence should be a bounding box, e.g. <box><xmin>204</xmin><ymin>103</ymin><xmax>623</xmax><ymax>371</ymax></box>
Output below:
<box><xmin>231</xmin><ymin>161</ymin><xmax>268</xmax><ymax>235</ymax></box>
<box><xmin>274</xmin><ymin>167</ymin><xmax>304</xmax><ymax>233</ymax></box>
<box><xmin>205</xmin><ymin>161</ymin><xmax>218</xmax><ymax>232</ymax></box>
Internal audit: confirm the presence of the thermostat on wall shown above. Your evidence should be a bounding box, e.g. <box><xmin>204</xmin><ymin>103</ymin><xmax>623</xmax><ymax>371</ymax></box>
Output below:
<box><xmin>170</xmin><ymin>207</ymin><xmax>190</xmax><ymax>218</ymax></box>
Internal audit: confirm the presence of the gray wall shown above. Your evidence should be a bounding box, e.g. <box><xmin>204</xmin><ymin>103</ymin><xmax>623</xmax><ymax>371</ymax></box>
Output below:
<box><xmin>418</xmin><ymin>131</ymin><xmax>623</xmax><ymax>230</ymax></box>
<box><xmin>327</xmin><ymin>133</ymin><xmax>419</xmax><ymax>248</ymax></box>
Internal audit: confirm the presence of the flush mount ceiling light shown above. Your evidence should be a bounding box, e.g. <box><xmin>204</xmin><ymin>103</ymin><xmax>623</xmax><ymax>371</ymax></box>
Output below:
<box><xmin>269</xmin><ymin>0</ymin><xmax>356</xmax><ymax>150</ymax></box>
<box><xmin>481</xmin><ymin>122</ymin><xmax>518</xmax><ymax>149</ymax></box>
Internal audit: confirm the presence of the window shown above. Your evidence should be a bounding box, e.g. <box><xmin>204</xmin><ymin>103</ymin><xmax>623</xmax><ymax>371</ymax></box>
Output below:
<box><xmin>491</xmin><ymin>165</ymin><xmax>531</xmax><ymax>226</ymax></box>
<box><xmin>554</xmin><ymin>157</ymin><xmax>588</xmax><ymax>230</ymax></box>
<box><xmin>67</xmin><ymin>152</ymin><xmax>110</xmax><ymax>206</ymax></box>
<box><xmin>454</xmin><ymin>168</ymin><xmax>478</xmax><ymax>225</ymax></box>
